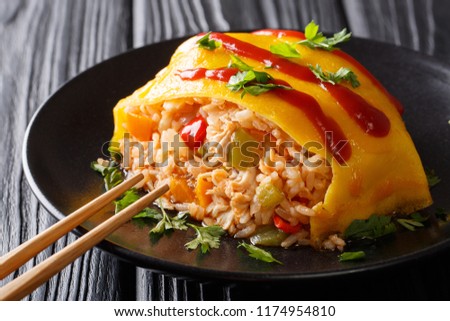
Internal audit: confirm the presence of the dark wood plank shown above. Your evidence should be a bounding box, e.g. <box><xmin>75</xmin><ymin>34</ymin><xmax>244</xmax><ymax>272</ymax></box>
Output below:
<box><xmin>0</xmin><ymin>0</ymin><xmax>133</xmax><ymax>300</ymax></box>
<box><xmin>342</xmin><ymin>0</ymin><xmax>450</xmax><ymax>59</ymax></box>
<box><xmin>131</xmin><ymin>0</ymin><xmax>347</xmax><ymax>46</ymax></box>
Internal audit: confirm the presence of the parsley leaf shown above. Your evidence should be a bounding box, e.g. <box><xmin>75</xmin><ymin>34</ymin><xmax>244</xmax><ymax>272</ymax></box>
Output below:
<box><xmin>238</xmin><ymin>242</ymin><xmax>282</xmax><ymax>264</ymax></box>
<box><xmin>425</xmin><ymin>168</ymin><xmax>441</xmax><ymax>188</ymax></box>
<box><xmin>339</xmin><ymin>251</ymin><xmax>366</xmax><ymax>262</ymax></box>
<box><xmin>299</xmin><ymin>20</ymin><xmax>351</xmax><ymax>51</ymax></box>
<box><xmin>197</xmin><ymin>32</ymin><xmax>221</xmax><ymax>50</ymax></box>
<box><xmin>114</xmin><ymin>188</ymin><xmax>140</xmax><ymax>213</ymax></box>
<box><xmin>113</xmin><ymin>189</ymin><xmax>165</xmax><ymax>220</ymax></box>
<box><xmin>227</xmin><ymin>58</ymin><xmax>291</xmax><ymax>98</ymax></box>
<box><xmin>268</xmin><ymin>21</ymin><xmax>351</xmax><ymax>58</ymax></box>
<box><xmin>185</xmin><ymin>224</ymin><xmax>225</xmax><ymax>253</ymax></box>
<box><xmin>132</xmin><ymin>207</ymin><xmax>163</xmax><ymax>220</ymax></box>
<box><xmin>309</xmin><ymin>64</ymin><xmax>360</xmax><ymax>88</ymax></box>
<box><xmin>229</xmin><ymin>55</ymin><xmax>253</xmax><ymax>71</ymax></box>
<box><xmin>344</xmin><ymin>214</ymin><xmax>397</xmax><ymax>240</ymax></box>
<box><xmin>91</xmin><ymin>159</ymin><xmax>124</xmax><ymax>191</ymax></box>
<box><xmin>150</xmin><ymin>200</ymin><xmax>188</xmax><ymax>234</ymax></box>
<box><xmin>270</xmin><ymin>42</ymin><xmax>301</xmax><ymax>58</ymax></box>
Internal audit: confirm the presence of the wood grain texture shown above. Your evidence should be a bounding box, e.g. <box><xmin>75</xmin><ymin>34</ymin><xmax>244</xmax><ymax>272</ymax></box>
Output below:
<box><xmin>1</xmin><ymin>0</ymin><xmax>449</xmax><ymax>301</ymax></box>
<box><xmin>0</xmin><ymin>0</ymin><xmax>132</xmax><ymax>300</ymax></box>
<box><xmin>343</xmin><ymin>0</ymin><xmax>450</xmax><ymax>59</ymax></box>
<box><xmin>131</xmin><ymin>0</ymin><xmax>347</xmax><ymax>46</ymax></box>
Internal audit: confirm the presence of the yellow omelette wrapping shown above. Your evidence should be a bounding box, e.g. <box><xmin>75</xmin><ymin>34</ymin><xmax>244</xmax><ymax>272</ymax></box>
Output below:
<box><xmin>112</xmin><ymin>32</ymin><xmax>432</xmax><ymax>246</ymax></box>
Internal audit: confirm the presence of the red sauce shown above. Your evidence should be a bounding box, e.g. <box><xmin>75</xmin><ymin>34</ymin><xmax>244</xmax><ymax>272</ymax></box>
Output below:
<box><xmin>272</xmin><ymin>80</ymin><xmax>352</xmax><ymax>161</ymax></box>
<box><xmin>209</xmin><ymin>32</ymin><xmax>317</xmax><ymax>83</ymax></box>
<box><xmin>251</xmin><ymin>29</ymin><xmax>404</xmax><ymax>114</ymax></box>
<box><xmin>207</xmin><ymin>32</ymin><xmax>391</xmax><ymax>137</ymax></box>
<box><xmin>322</xmin><ymin>83</ymin><xmax>390</xmax><ymax>136</ymax></box>
<box><xmin>178</xmin><ymin>68</ymin><xmax>351</xmax><ymax>163</ymax></box>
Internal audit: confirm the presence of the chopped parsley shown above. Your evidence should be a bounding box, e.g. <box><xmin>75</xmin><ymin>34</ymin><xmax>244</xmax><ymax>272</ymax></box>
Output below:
<box><xmin>238</xmin><ymin>242</ymin><xmax>282</xmax><ymax>264</ymax></box>
<box><xmin>269</xmin><ymin>42</ymin><xmax>301</xmax><ymax>58</ymax></box>
<box><xmin>338</xmin><ymin>251</ymin><xmax>366</xmax><ymax>262</ymax></box>
<box><xmin>91</xmin><ymin>159</ymin><xmax>124</xmax><ymax>191</ymax></box>
<box><xmin>227</xmin><ymin>55</ymin><xmax>291</xmax><ymax>98</ymax></box>
<box><xmin>425</xmin><ymin>168</ymin><xmax>441</xmax><ymax>188</ymax></box>
<box><xmin>185</xmin><ymin>224</ymin><xmax>225</xmax><ymax>253</ymax></box>
<box><xmin>344</xmin><ymin>214</ymin><xmax>397</xmax><ymax>240</ymax></box>
<box><xmin>113</xmin><ymin>189</ymin><xmax>166</xmax><ymax>221</ymax></box>
<box><xmin>150</xmin><ymin>200</ymin><xmax>188</xmax><ymax>234</ymax></box>
<box><xmin>309</xmin><ymin>64</ymin><xmax>360</xmax><ymax>88</ymax></box>
<box><xmin>197</xmin><ymin>32</ymin><xmax>221</xmax><ymax>50</ymax></box>
<box><xmin>299</xmin><ymin>21</ymin><xmax>351</xmax><ymax>51</ymax></box>
<box><xmin>114</xmin><ymin>188</ymin><xmax>140</xmax><ymax>213</ymax></box>
<box><xmin>133</xmin><ymin>207</ymin><xmax>163</xmax><ymax>220</ymax></box>
<box><xmin>270</xmin><ymin>21</ymin><xmax>351</xmax><ymax>58</ymax></box>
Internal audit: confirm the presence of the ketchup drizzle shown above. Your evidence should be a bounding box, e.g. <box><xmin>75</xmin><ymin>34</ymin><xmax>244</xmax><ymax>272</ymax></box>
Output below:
<box><xmin>251</xmin><ymin>29</ymin><xmax>404</xmax><ymax>115</ymax></box>
<box><xmin>206</xmin><ymin>32</ymin><xmax>391</xmax><ymax>138</ymax></box>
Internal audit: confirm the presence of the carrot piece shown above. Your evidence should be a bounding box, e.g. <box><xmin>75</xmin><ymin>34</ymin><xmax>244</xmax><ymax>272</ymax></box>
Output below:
<box><xmin>170</xmin><ymin>177</ymin><xmax>195</xmax><ymax>203</ymax></box>
<box><xmin>195</xmin><ymin>176</ymin><xmax>214</xmax><ymax>207</ymax></box>
<box><xmin>125</xmin><ymin>111</ymin><xmax>153</xmax><ymax>141</ymax></box>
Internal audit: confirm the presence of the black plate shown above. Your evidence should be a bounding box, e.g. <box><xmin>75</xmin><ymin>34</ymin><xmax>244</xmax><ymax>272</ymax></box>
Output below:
<box><xmin>22</xmin><ymin>36</ymin><xmax>450</xmax><ymax>281</ymax></box>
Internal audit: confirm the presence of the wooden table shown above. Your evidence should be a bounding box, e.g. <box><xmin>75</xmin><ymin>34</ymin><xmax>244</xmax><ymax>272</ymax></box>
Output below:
<box><xmin>1</xmin><ymin>0</ymin><xmax>449</xmax><ymax>300</ymax></box>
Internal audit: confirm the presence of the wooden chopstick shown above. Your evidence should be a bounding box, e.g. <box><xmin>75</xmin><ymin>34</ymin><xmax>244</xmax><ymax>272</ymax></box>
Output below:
<box><xmin>0</xmin><ymin>182</ymin><xmax>169</xmax><ymax>301</ymax></box>
<box><xmin>0</xmin><ymin>173</ymin><xmax>144</xmax><ymax>281</ymax></box>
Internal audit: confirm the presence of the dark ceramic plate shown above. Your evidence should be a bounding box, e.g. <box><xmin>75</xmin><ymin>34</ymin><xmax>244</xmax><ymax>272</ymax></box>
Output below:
<box><xmin>22</xmin><ymin>36</ymin><xmax>450</xmax><ymax>281</ymax></box>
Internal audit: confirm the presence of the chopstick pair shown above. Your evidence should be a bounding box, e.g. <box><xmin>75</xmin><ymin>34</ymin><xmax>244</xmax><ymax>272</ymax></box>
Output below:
<box><xmin>0</xmin><ymin>173</ymin><xmax>169</xmax><ymax>301</ymax></box>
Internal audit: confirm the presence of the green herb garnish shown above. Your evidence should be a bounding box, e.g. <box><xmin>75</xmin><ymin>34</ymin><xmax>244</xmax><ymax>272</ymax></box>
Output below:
<box><xmin>197</xmin><ymin>32</ymin><xmax>221</xmax><ymax>50</ymax></box>
<box><xmin>91</xmin><ymin>160</ymin><xmax>124</xmax><ymax>191</ymax></box>
<box><xmin>114</xmin><ymin>188</ymin><xmax>140</xmax><ymax>213</ymax></box>
<box><xmin>300</xmin><ymin>20</ymin><xmax>351</xmax><ymax>51</ymax></box>
<box><xmin>339</xmin><ymin>251</ymin><xmax>366</xmax><ymax>262</ymax></box>
<box><xmin>425</xmin><ymin>168</ymin><xmax>441</xmax><ymax>188</ymax></box>
<box><xmin>269</xmin><ymin>42</ymin><xmax>301</xmax><ymax>58</ymax></box>
<box><xmin>113</xmin><ymin>189</ymin><xmax>166</xmax><ymax>220</ymax></box>
<box><xmin>132</xmin><ymin>207</ymin><xmax>163</xmax><ymax>220</ymax></box>
<box><xmin>309</xmin><ymin>64</ymin><xmax>360</xmax><ymax>88</ymax></box>
<box><xmin>185</xmin><ymin>224</ymin><xmax>226</xmax><ymax>253</ymax></box>
<box><xmin>238</xmin><ymin>242</ymin><xmax>282</xmax><ymax>264</ymax></box>
<box><xmin>227</xmin><ymin>55</ymin><xmax>291</xmax><ymax>98</ymax></box>
<box><xmin>269</xmin><ymin>21</ymin><xmax>351</xmax><ymax>58</ymax></box>
<box><xmin>344</xmin><ymin>214</ymin><xmax>397</xmax><ymax>240</ymax></box>
<box><xmin>150</xmin><ymin>200</ymin><xmax>188</xmax><ymax>234</ymax></box>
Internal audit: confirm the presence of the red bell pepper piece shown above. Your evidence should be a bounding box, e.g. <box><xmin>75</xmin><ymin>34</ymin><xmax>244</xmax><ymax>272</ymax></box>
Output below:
<box><xmin>273</xmin><ymin>214</ymin><xmax>301</xmax><ymax>234</ymax></box>
<box><xmin>179</xmin><ymin>115</ymin><xmax>208</xmax><ymax>149</ymax></box>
